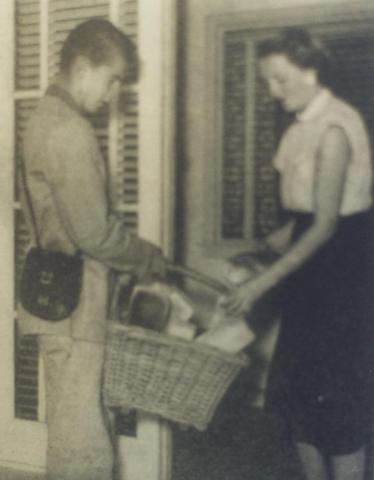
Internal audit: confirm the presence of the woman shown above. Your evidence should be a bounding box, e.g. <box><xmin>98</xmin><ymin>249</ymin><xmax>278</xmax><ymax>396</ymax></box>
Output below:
<box><xmin>224</xmin><ymin>28</ymin><xmax>373</xmax><ymax>480</ymax></box>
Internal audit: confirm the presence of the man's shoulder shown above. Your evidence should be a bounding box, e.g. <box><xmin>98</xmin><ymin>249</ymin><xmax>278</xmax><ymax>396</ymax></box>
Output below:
<box><xmin>31</xmin><ymin>94</ymin><xmax>91</xmax><ymax>130</ymax></box>
<box><xmin>25</xmin><ymin>95</ymin><xmax>95</xmax><ymax>146</ymax></box>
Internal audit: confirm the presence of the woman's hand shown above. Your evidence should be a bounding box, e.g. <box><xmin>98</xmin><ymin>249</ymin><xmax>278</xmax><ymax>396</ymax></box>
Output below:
<box><xmin>221</xmin><ymin>280</ymin><xmax>261</xmax><ymax>317</ymax></box>
<box><xmin>262</xmin><ymin>220</ymin><xmax>295</xmax><ymax>255</ymax></box>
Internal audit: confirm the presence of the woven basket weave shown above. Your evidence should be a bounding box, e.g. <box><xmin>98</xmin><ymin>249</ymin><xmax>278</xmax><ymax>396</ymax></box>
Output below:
<box><xmin>103</xmin><ymin>323</ymin><xmax>249</xmax><ymax>431</ymax></box>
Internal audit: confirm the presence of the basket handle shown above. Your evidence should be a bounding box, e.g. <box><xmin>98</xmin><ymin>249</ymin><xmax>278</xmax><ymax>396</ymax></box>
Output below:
<box><xmin>166</xmin><ymin>263</ymin><xmax>228</xmax><ymax>294</ymax></box>
<box><xmin>110</xmin><ymin>264</ymin><xmax>228</xmax><ymax>323</ymax></box>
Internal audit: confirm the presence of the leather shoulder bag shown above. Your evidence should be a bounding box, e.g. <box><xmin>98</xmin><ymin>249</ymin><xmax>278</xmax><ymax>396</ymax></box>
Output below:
<box><xmin>19</xmin><ymin>161</ymin><xmax>83</xmax><ymax>322</ymax></box>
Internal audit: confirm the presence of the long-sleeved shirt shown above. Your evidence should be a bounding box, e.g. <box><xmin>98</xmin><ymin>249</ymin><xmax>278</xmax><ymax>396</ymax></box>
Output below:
<box><xmin>22</xmin><ymin>84</ymin><xmax>152</xmax><ymax>268</ymax></box>
<box><xmin>18</xmin><ymin>84</ymin><xmax>154</xmax><ymax>339</ymax></box>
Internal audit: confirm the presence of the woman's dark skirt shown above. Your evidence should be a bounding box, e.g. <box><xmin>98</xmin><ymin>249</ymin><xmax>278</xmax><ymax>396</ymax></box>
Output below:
<box><xmin>265</xmin><ymin>211</ymin><xmax>373</xmax><ymax>455</ymax></box>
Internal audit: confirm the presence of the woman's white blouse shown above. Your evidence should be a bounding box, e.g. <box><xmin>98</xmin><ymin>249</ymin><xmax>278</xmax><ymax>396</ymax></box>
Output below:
<box><xmin>273</xmin><ymin>89</ymin><xmax>373</xmax><ymax>215</ymax></box>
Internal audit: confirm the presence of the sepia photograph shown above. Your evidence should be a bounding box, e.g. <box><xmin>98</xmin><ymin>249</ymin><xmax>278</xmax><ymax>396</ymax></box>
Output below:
<box><xmin>0</xmin><ymin>0</ymin><xmax>373</xmax><ymax>479</ymax></box>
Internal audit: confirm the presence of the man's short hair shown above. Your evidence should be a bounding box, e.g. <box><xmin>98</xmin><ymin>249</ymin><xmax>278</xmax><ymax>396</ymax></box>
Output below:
<box><xmin>60</xmin><ymin>18</ymin><xmax>138</xmax><ymax>82</ymax></box>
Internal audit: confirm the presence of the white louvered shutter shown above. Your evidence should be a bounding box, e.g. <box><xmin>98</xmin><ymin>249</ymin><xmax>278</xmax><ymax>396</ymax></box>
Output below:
<box><xmin>14</xmin><ymin>0</ymin><xmax>41</xmax><ymax>418</ymax></box>
<box><xmin>15</xmin><ymin>0</ymin><xmax>40</xmax><ymax>90</ymax></box>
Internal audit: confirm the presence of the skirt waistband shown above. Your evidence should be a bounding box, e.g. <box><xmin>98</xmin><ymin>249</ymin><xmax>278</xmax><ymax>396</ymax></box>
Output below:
<box><xmin>289</xmin><ymin>209</ymin><xmax>373</xmax><ymax>243</ymax></box>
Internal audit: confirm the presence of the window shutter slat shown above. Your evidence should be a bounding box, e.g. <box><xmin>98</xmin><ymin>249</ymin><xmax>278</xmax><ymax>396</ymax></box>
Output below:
<box><xmin>120</xmin><ymin>0</ymin><xmax>138</xmax><ymax>40</ymax></box>
<box><xmin>115</xmin><ymin>110</ymin><xmax>138</xmax><ymax>205</ymax></box>
<box><xmin>15</xmin><ymin>99</ymin><xmax>39</xmax><ymax>202</ymax></box>
<box><xmin>51</xmin><ymin>0</ymin><xmax>109</xmax><ymax>10</ymax></box>
<box><xmin>15</xmin><ymin>0</ymin><xmax>40</xmax><ymax>90</ymax></box>
<box><xmin>15</xmin><ymin>333</ymin><xmax>39</xmax><ymax>421</ymax></box>
<box><xmin>51</xmin><ymin>5</ymin><xmax>109</xmax><ymax>19</ymax></box>
<box><xmin>221</xmin><ymin>39</ymin><xmax>247</xmax><ymax>239</ymax></box>
<box><xmin>14</xmin><ymin>209</ymin><xmax>38</xmax><ymax>422</ymax></box>
<box><xmin>111</xmin><ymin>1</ymin><xmax>139</xmax><ymax>218</ymax></box>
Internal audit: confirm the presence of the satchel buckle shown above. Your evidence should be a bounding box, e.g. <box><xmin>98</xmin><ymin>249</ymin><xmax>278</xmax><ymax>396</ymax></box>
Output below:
<box><xmin>40</xmin><ymin>270</ymin><xmax>54</xmax><ymax>285</ymax></box>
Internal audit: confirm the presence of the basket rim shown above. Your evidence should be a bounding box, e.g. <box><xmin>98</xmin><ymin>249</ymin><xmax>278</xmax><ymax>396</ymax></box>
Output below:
<box><xmin>107</xmin><ymin>322</ymin><xmax>249</xmax><ymax>367</ymax></box>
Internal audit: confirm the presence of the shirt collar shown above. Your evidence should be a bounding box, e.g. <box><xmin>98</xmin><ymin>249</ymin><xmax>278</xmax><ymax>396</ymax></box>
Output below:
<box><xmin>296</xmin><ymin>88</ymin><xmax>332</xmax><ymax>122</ymax></box>
<box><xmin>46</xmin><ymin>83</ymin><xmax>82</xmax><ymax>115</ymax></box>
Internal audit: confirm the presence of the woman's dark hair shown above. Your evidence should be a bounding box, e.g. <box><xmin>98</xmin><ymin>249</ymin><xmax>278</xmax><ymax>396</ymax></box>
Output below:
<box><xmin>60</xmin><ymin>18</ymin><xmax>138</xmax><ymax>82</ymax></box>
<box><xmin>257</xmin><ymin>28</ymin><xmax>332</xmax><ymax>85</ymax></box>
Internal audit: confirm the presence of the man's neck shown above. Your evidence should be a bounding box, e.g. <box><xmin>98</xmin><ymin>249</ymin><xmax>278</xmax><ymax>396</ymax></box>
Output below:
<box><xmin>54</xmin><ymin>73</ymin><xmax>81</xmax><ymax>108</ymax></box>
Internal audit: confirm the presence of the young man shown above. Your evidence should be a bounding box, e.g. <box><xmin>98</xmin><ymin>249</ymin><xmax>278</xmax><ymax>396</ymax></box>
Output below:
<box><xmin>19</xmin><ymin>19</ymin><xmax>166</xmax><ymax>480</ymax></box>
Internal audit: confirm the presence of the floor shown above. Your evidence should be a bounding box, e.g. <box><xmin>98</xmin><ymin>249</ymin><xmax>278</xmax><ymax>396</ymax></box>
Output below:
<box><xmin>172</xmin><ymin>410</ymin><xmax>305</xmax><ymax>480</ymax></box>
<box><xmin>172</xmin><ymin>361</ymin><xmax>306</xmax><ymax>480</ymax></box>
<box><xmin>0</xmin><ymin>407</ymin><xmax>304</xmax><ymax>480</ymax></box>
<box><xmin>1</xmin><ymin>363</ymin><xmax>372</xmax><ymax>480</ymax></box>
<box><xmin>0</xmin><ymin>468</ymin><xmax>43</xmax><ymax>480</ymax></box>
<box><xmin>171</xmin><ymin>351</ymin><xmax>374</xmax><ymax>480</ymax></box>
<box><xmin>2</xmin><ymin>421</ymin><xmax>373</xmax><ymax>480</ymax></box>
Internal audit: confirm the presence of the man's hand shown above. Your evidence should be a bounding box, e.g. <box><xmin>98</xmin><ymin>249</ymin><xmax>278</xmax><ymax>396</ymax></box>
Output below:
<box><xmin>136</xmin><ymin>242</ymin><xmax>167</xmax><ymax>282</ymax></box>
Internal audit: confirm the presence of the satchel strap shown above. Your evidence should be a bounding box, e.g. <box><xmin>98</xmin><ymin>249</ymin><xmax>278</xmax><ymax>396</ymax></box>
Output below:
<box><xmin>19</xmin><ymin>156</ymin><xmax>41</xmax><ymax>248</ymax></box>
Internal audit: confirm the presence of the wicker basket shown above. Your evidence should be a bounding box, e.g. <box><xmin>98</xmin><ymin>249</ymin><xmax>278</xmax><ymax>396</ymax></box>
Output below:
<box><xmin>103</xmin><ymin>322</ymin><xmax>249</xmax><ymax>431</ymax></box>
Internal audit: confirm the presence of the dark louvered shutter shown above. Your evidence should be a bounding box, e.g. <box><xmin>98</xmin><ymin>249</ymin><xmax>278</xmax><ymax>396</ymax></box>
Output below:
<box><xmin>221</xmin><ymin>32</ymin><xmax>281</xmax><ymax>245</ymax></box>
